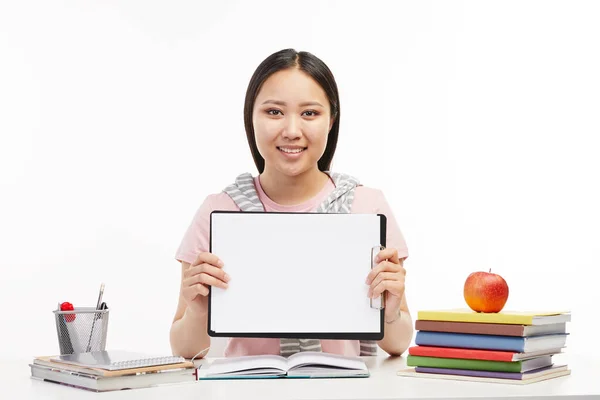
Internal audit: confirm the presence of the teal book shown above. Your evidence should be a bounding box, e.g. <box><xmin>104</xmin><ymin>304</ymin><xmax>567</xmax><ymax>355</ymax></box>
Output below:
<box><xmin>197</xmin><ymin>352</ymin><xmax>369</xmax><ymax>380</ymax></box>
<box><xmin>407</xmin><ymin>355</ymin><xmax>553</xmax><ymax>373</ymax></box>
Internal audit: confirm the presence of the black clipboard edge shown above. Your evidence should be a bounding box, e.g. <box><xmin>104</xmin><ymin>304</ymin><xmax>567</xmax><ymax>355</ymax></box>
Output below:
<box><xmin>207</xmin><ymin>331</ymin><xmax>384</xmax><ymax>340</ymax></box>
<box><xmin>208</xmin><ymin>211</ymin><xmax>386</xmax><ymax>341</ymax></box>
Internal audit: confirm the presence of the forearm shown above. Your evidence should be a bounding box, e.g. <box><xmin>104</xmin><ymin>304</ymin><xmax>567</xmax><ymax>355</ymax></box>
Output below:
<box><xmin>170</xmin><ymin>307</ymin><xmax>211</xmax><ymax>359</ymax></box>
<box><xmin>377</xmin><ymin>309</ymin><xmax>414</xmax><ymax>356</ymax></box>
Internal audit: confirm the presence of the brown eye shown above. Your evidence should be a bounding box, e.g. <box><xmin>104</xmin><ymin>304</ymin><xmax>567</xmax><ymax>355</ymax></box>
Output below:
<box><xmin>302</xmin><ymin>110</ymin><xmax>319</xmax><ymax>117</ymax></box>
<box><xmin>267</xmin><ymin>109</ymin><xmax>282</xmax><ymax>116</ymax></box>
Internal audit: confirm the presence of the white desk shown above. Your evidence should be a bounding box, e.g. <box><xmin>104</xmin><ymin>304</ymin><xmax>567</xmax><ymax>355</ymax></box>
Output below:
<box><xmin>6</xmin><ymin>353</ymin><xmax>600</xmax><ymax>399</ymax></box>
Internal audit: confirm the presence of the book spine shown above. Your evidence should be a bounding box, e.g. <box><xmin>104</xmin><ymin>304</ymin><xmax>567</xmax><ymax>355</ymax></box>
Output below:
<box><xmin>408</xmin><ymin>346</ymin><xmax>517</xmax><ymax>361</ymax></box>
<box><xmin>417</xmin><ymin>311</ymin><xmax>533</xmax><ymax>325</ymax></box>
<box><xmin>415</xmin><ymin>331</ymin><xmax>525</xmax><ymax>352</ymax></box>
<box><xmin>415</xmin><ymin>320</ymin><xmax>524</xmax><ymax>336</ymax></box>
<box><xmin>415</xmin><ymin>366</ymin><xmax>524</xmax><ymax>379</ymax></box>
<box><xmin>407</xmin><ymin>355</ymin><xmax>523</xmax><ymax>373</ymax></box>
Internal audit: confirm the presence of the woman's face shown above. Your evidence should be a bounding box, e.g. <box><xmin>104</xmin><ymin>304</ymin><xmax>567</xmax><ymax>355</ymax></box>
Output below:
<box><xmin>253</xmin><ymin>68</ymin><xmax>333</xmax><ymax>177</ymax></box>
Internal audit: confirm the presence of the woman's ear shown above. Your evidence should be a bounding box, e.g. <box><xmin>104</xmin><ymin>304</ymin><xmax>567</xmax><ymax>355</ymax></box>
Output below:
<box><xmin>329</xmin><ymin>116</ymin><xmax>335</xmax><ymax>132</ymax></box>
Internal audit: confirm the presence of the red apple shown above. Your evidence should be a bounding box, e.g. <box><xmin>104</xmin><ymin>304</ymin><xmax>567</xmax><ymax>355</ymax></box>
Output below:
<box><xmin>464</xmin><ymin>269</ymin><xmax>509</xmax><ymax>313</ymax></box>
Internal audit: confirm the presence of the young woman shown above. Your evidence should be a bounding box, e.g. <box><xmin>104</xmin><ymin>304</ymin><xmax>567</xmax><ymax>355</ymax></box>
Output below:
<box><xmin>170</xmin><ymin>49</ymin><xmax>413</xmax><ymax>359</ymax></box>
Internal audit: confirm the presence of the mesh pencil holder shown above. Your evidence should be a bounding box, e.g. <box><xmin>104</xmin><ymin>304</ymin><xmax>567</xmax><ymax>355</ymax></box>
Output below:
<box><xmin>53</xmin><ymin>307</ymin><xmax>109</xmax><ymax>355</ymax></box>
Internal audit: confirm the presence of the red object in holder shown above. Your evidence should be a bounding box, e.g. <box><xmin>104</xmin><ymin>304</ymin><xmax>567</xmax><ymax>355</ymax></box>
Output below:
<box><xmin>60</xmin><ymin>301</ymin><xmax>76</xmax><ymax>322</ymax></box>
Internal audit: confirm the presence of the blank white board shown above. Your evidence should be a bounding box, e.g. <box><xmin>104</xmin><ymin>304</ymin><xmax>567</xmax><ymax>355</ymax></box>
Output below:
<box><xmin>208</xmin><ymin>211</ymin><xmax>386</xmax><ymax>340</ymax></box>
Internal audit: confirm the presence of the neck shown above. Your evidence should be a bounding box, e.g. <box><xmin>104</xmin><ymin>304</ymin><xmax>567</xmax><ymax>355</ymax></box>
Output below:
<box><xmin>259</xmin><ymin>167</ymin><xmax>330</xmax><ymax>206</ymax></box>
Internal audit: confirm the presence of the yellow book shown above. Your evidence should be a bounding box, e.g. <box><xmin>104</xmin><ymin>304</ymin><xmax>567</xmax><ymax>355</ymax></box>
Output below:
<box><xmin>417</xmin><ymin>308</ymin><xmax>571</xmax><ymax>325</ymax></box>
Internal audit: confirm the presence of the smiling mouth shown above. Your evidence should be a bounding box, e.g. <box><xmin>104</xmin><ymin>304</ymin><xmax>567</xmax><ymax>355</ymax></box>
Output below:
<box><xmin>277</xmin><ymin>147</ymin><xmax>307</xmax><ymax>154</ymax></box>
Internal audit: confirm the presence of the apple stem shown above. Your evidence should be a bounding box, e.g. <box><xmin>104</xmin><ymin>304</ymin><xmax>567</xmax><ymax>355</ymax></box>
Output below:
<box><xmin>489</xmin><ymin>268</ymin><xmax>491</xmax><ymax>273</ymax></box>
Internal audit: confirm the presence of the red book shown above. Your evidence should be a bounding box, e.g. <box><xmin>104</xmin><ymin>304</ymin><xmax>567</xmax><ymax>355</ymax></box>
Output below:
<box><xmin>407</xmin><ymin>346</ymin><xmax>562</xmax><ymax>362</ymax></box>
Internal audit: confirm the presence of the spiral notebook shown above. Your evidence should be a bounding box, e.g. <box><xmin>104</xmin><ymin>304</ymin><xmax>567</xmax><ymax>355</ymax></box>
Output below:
<box><xmin>52</xmin><ymin>350</ymin><xmax>186</xmax><ymax>371</ymax></box>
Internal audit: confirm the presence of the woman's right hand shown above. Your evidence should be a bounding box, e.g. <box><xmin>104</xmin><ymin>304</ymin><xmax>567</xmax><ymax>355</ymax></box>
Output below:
<box><xmin>182</xmin><ymin>252</ymin><xmax>230</xmax><ymax>315</ymax></box>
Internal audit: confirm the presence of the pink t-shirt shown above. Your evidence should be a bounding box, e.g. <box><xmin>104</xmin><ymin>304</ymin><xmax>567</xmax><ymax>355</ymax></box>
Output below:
<box><xmin>175</xmin><ymin>174</ymin><xmax>409</xmax><ymax>357</ymax></box>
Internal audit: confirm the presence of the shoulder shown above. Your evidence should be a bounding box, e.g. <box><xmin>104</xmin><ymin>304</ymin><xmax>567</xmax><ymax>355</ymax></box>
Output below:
<box><xmin>327</xmin><ymin>171</ymin><xmax>388</xmax><ymax>212</ymax></box>
<box><xmin>353</xmin><ymin>185</ymin><xmax>387</xmax><ymax>213</ymax></box>
<box><xmin>355</xmin><ymin>185</ymin><xmax>384</xmax><ymax>198</ymax></box>
<box><xmin>197</xmin><ymin>172</ymin><xmax>260</xmax><ymax>213</ymax></box>
<box><xmin>194</xmin><ymin>192</ymin><xmax>240</xmax><ymax>217</ymax></box>
<box><xmin>206</xmin><ymin>192</ymin><xmax>240</xmax><ymax>211</ymax></box>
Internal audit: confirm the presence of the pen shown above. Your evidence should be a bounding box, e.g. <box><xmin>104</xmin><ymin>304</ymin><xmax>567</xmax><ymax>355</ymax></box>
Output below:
<box><xmin>95</xmin><ymin>283</ymin><xmax>105</xmax><ymax>310</ymax></box>
<box><xmin>86</xmin><ymin>283</ymin><xmax>105</xmax><ymax>352</ymax></box>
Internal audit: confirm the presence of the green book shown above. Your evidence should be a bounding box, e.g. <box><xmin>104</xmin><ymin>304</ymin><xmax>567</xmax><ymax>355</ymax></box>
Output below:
<box><xmin>406</xmin><ymin>355</ymin><xmax>553</xmax><ymax>373</ymax></box>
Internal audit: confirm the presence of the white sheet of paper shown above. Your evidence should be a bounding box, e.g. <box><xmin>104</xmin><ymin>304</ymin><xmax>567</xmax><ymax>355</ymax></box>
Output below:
<box><xmin>209</xmin><ymin>212</ymin><xmax>383</xmax><ymax>335</ymax></box>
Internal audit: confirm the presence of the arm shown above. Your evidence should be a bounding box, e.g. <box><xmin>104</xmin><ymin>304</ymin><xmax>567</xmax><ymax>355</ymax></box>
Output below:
<box><xmin>170</xmin><ymin>194</ymin><xmax>233</xmax><ymax>358</ymax></box>
<box><xmin>377</xmin><ymin>259</ymin><xmax>413</xmax><ymax>356</ymax></box>
<box><xmin>169</xmin><ymin>262</ymin><xmax>211</xmax><ymax>359</ymax></box>
<box><xmin>367</xmin><ymin>251</ymin><xmax>414</xmax><ymax>356</ymax></box>
<box><xmin>170</xmin><ymin>253</ymin><xmax>229</xmax><ymax>359</ymax></box>
<box><xmin>371</xmin><ymin>190</ymin><xmax>413</xmax><ymax>355</ymax></box>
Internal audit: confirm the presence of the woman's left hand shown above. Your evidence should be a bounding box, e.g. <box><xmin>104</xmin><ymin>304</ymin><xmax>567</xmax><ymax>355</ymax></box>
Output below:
<box><xmin>365</xmin><ymin>247</ymin><xmax>406</xmax><ymax>322</ymax></box>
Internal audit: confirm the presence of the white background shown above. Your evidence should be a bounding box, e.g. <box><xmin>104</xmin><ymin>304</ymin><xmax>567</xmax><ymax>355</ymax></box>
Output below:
<box><xmin>1</xmin><ymin>0</ymin><xmax>598</xmax><ymax>361</ymax></box>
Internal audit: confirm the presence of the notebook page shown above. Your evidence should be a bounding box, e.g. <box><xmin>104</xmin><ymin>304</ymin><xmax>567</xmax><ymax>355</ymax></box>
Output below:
<box><xmin>287</xmin><ymin>351</ymin><xmax>367</xmax><ymax>371</ymax></box>
<box><xmin>206</xmin><ymin>355</ymin><xmax>288</xmax><ymax>376</ymax></box>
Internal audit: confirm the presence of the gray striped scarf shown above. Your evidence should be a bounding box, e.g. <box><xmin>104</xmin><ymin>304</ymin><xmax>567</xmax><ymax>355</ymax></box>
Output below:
<box><xmin>223</xmin><ymin>171</ymin><xmax>378</xmax><ymax>357</ymax></box>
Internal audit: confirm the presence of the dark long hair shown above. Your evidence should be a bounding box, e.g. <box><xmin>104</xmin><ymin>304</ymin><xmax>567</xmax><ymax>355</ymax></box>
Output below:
<box><xmin>243</xmin><ymin>49</ymin><xmax>340</xmax><ymax>174</ymax></box>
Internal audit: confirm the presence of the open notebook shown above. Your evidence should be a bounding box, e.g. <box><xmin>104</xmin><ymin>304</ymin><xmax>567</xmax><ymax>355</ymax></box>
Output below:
<box><xmin>198</xmin><ymin>352</ymin><xmax>369</xmax><ymax>379</ymax></box>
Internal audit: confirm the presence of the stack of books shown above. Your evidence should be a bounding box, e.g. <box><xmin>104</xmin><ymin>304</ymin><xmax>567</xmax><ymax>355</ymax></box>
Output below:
<box><xmin>398</xmin><ymin>309</ymin><xmax>571</xmax><ymax>384</ymax></box>
<box><xmin>29</xmin><ymin>350</ymin><xmax>197</xmax><ymax>392</ymax></box>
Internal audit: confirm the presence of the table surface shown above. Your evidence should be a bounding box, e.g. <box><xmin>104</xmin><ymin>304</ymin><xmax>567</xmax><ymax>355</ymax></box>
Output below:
<box><xmin>5</xmin><ymin>352</ymin><xmax>600</xmax><ymax>399</ymax></box>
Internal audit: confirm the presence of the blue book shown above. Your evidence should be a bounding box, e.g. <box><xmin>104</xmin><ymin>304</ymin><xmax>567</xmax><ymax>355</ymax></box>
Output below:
<box><xmin>415</xmin><ymin>331</ymin><xmax>568</xmax><ymax>352</ymax></box>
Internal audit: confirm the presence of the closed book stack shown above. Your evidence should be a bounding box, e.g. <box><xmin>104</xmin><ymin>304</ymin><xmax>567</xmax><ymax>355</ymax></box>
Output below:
<box><xmin>29</xmin><ymin>350</ymin><xmax>197</xmax><ymax>392</ymax></box>
<box><xmin>398</xmin><ymin>309</ymin><xmax>572</xmax><ymax>384</ymax></box>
